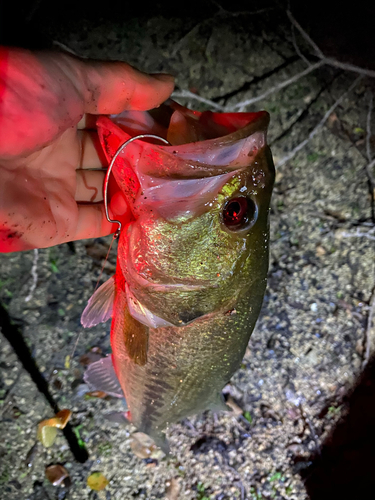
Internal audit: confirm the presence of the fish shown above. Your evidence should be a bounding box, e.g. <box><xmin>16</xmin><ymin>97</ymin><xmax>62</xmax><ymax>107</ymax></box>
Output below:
<box><xmin>81</xmin><ymin>100</ymin><xmax>275</xmax><ymax>452</ymax></box>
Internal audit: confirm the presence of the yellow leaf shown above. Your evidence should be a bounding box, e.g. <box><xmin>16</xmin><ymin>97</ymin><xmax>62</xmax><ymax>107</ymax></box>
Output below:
<box><xmin>87</xmin><ymin>472</ymin><xmax>109</xmax><ymax>491</ymax></box>
<box><xmin>37</xmin><ymin>424</ymin><xmax>58</xmax><ymax>447</ymax></box>
<box><xmin>37</xmin><ymin>409</ymin><xmax>72</xmax><ymax>447</ymax></box>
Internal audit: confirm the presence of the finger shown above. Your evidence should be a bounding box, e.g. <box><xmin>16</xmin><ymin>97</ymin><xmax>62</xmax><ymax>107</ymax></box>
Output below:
<box><xmin>71</xmin><ymin>204</ymin><xmax>115</xmax><ymax>241</ymax></box>
<box><xmin>71</xmin><ymin>201</ymin><xmax>131</xmax><ymax>242</ymax></box>
<box><xmin>73</xmin><ymin>58</ymin><xmax>175</xmax><ymax>114</ymax></box>
<box><xmin>77</xmin><ymin>130</ymin><xmax>107</xmax><ymax>169</ymax></box>
<box><xmin>75</xmin><ymin>170</ymin><xmax>105</xmax><ymax>202</ymax></box>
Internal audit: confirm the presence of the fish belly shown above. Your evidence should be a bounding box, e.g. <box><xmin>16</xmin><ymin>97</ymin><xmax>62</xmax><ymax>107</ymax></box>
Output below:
<box><xmin>111</xmin><ymin>289</ymin><xmax>265</xmax><ymax>449</ymax></box>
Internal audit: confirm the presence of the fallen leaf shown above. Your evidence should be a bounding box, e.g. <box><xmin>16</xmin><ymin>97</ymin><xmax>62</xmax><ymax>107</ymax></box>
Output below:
<box><xmin>165</xmin><ymin>477</ymin><xmax>182</xmax><ymax>500</ymax></box>
<box><xmin>37</xmin><ymin>426</ymin><xmax>58</xmax><ymax>448</ymax></box>
<box><xmin>37</xmin><ymin>409</ymin><xmax>72</xmax><ymax>447</ymax></box>
<box><xmin>45</xmin><ymin>464</ymin><xmax>71</xmax><ymax>487</ymax></box>
<box><xmin>87</xmin><ymin>472</ymin><xmax>109</xmax><ymax>491</ymax></box>
<box><xmin>225</xmin><ymin>395</ymin><xmax>243</xmax><ymax>415</ymax></box>
<box><xmin>315</xmin><ymin>245</ymin><xmax>326</xmax><ymax>256</ymax></box>
<box><xmin>85</xmin><ymin>391</ymin><xmax>108</xmax><ymax>399</ymax></box>
<box><xmin>25</xmin><ymin>443</ymin><xmax>39</xmax><ymax>468</ymax></box>
<box><xmin>130</xmin><ymin>432</ymin><xmax>157</xmax><ymax>459</ymax></box>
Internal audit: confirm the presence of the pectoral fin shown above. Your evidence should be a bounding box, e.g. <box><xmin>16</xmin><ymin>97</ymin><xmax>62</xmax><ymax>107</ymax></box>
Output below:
<box><xmin>83</xmin><ymin>355</ymin><xmax>124</xmax><ymax>399</ymax></box>
<box><xmin>126</xmin><ymin>284</ymin><xmax>174</xmax><ymax>329</ymax></box>
<box><xmin>81</xmin><ymin>277</ymin><xmax>115</xmax><ymax>328</ymax></box>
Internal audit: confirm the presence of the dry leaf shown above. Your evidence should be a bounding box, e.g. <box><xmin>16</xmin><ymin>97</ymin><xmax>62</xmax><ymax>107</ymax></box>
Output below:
<box><xmin>37</xmin><ymin>409</ymin><xmax>72</xmax><ymax>447</ymax></box>
<box><xmin>86</xmin><ymin>391</ymin><xmax>108</xmax><ymax>399</ymax></box>
<box><xmin>225</xmin><ymin>395</ymin><xmax>243</xmax><ymax>415</ymax></box>
<box><xmin>45</xmin><ymin>464</ymin><xmax>71</xmax><ymax>487</ymax></box>
<box><xmin>38</xmin><ymin>426</ymin><xmax>58</xmax><ymax>448</ymax></box>
<box><xmin>165</xmin><ymin>477</ymin><xmax>182</xmax><ymax>500</ymax></box>
<box><xmin>87</xmin><ymin>472</ymin><xmax>109</xmax><ymax>491</ymax></box>
<box><xmin>130</xmin><ymin>432</ymin><xmax>157</xmax><ymax>459</ymax></box>
<box><xmin>315</xmin><ymin>245</ymin><xmax>326</xmax><ymax>256</ymax></box>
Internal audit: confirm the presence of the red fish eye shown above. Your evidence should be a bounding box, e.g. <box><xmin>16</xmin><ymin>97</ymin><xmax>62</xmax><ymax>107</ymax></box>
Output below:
<box><xmin>222</xmin><ymin>197</ymin><xmax>256</xmax><ymax>229</ymax></box>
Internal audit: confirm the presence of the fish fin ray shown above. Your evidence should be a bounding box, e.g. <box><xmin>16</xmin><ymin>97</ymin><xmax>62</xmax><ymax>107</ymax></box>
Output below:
<box><xmin>126</xmin><ymin>284</ymin><xmax>174</xmax><ymax>328</ymax></box>
<box><xmin>81</xmin><ymin>276</ymin><xmax>115</xmax><ymax>328</ymax></box>
<box><xmin>103</xmin><ymin>411</ymin><xmax>130</xmax><ymax>424</ymax></box>
<box><xmin>83</xmin><ymin>355</ymin><xmax>124</xmax><ymax>399</ymax></box>
<box><xmin>209</xmin><ymin>393</ymin><xmax>231</xmax><ymax>413</ymax></box>
<box><xmin>111</xmin><ymin>281</ymin><xmax>149</xmax><ymax>366</ymax></box>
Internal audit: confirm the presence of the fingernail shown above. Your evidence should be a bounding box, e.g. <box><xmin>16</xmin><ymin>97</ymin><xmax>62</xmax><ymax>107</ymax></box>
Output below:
<box><xmin>152</xmin><ymin>73</ymin><xmax>175</xmax><ymax>83</ymax></box>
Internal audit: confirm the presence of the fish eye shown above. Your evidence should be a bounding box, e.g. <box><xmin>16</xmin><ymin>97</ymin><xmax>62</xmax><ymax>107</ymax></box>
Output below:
<box><xmin>222</xmin><ymin>196</ymin><xmax>257</xmax><ymax>231</ymax></box>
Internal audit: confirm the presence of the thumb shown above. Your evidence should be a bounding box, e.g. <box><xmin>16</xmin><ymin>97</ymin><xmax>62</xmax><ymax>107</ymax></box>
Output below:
<box><xmin>70</xmin><ymin>56</ymin><xmax>175</xmax><ymax>115</ymax></box>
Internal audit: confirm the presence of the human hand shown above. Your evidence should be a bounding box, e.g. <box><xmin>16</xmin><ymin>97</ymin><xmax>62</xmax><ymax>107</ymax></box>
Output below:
<box><xmin>0</xmin><ymin>47</ymin><xmax>174</xmax><ymax>252</ymax></box>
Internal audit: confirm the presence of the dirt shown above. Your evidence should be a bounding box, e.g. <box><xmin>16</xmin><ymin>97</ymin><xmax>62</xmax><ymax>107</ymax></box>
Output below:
<box><xmin>1</xmin><ymin>3</ymin><xmax>375</xmax><ymax>500</ymax></box>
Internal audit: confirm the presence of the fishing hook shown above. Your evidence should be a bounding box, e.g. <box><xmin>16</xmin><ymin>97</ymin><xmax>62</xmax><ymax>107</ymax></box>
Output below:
<box><xmin>104</xmin><ymin>133</ymin><xmax>170</xmax><ymax>238</ymax></box>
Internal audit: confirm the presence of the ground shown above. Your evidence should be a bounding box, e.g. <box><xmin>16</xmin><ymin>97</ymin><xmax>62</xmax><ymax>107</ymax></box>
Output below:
<box><xmin>1</xmin><ymin>3</ymin><xmax>375</xmax><ymax>500</ymax></box>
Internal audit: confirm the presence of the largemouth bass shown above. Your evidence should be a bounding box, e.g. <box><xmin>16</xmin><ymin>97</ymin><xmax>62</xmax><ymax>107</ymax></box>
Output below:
<box><xmin>81</xmin><ymin>100</ymin><xmax>275</xmax><ymax>451</ymax></box>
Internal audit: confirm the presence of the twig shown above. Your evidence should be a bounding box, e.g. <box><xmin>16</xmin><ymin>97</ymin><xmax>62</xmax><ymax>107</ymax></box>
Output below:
<box><xmin>366</xmin><ymin>93</ymin><xmax>373</xmax><ymax>163</ymax></box>
<box><xmin>276</xmin><ymin>76</ymin><xmax>363</xmax><ymax>168</ymax></box>
<box><xmin>25</xmin><ymin>249</ymin><xmax>38</xmax><ymax>303</ymax></box>
<box><xmin>172</xmin><ymin>3</ymin><xmax>275</xmax><ymax>57</ymax></box>
<box><xmin>341</xmin><ymin>227</ymin><xmax>375</xmax><ymax>241</ymax></box>
<box><xmin>364</xmin><ymin>94</ymin><xmax>375</xmax><ymax>192</ymax></box>
<box><xmin>286</xmin><ymin>9</ymin><xmax>325</xmax><ymax>59</ymax></box>
<box><xmin>291</xmin><ymin>22</ymin><xmax>311</xmax><ymax>67</ymax></box>
<box><xmin>171</xmin><ymin>22</ymin><xmax>205</xmax><ymax>57</ymax></box>
<box><xmin>288</xmin><ymin>8</ymin><xmax>375</xmax><ymax>79</ymax></box>
<box><xmin>52</xmin><ymin>40</ymin><xmax>81</xmax><ymax>57</ymax></box>
<box><xmin>363</xmin><ymin>289</ymin><xmax>375</xmax><ymax>366</ymax></box>
<box><xmin>172</xmin><ymin>89</ymin><xmax>225</xmax><ymax>111</ymax></box>
<box><xmin>229</xmin><ymin>60</ymin><xmax>325</xmax><ymax>111</ymax></box>
<box><xmin>210</xmin><ymin>1</ymin><xmax>276</xmax><ymax>17</ymax></box>
<box><xmin>323</xmin><ymin>57</ymin><xmax>375</xmax><ymax>79</ymax></box>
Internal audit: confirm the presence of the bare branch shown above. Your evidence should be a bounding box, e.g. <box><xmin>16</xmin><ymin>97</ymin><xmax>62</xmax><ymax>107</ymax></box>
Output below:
<box><xmin>276</xmin><ymin>76</ymin><xmax>363</xmax><ymax>167</ymax></box>
<box><xmin>287</xmin><ymin>9</ymin><xmax>375</xmax><ymax>78</ymax></box>
<box><xmin>286</xmin><ymin>9</ymin><xmax>325</xmax><ymax>60</ymax></box>
<box><xmin>291</xmin><ymin>23</ymin><xmax>311</xmax><ymax>67</ymax></box>
<box><xmin>229</xmin><ymin>61</ymin><xmax>325</xmax><ymax>111</ymax></box>
<box><xmin>25</xmin><ymin>249</ymin><xmax>39</xmax><ymax>303</ymax></box>
<box><xmin>366</xmin><ymin>93</ymin><xmax>373</xmax><ymax>162</ymax></box>
<box><xmin>341</xmin><ymin>226</ymin><xmax>375</xmax><ymax>241</ymax></box>
<box><xmin>363</xmin><ymin>288</ymin><xmax>375</xmax><ymax>367</ymax></box>
<box><xmin>323</xmin><ymin>57</ymin><xmax>375</xmax><ymax>79</ymax></box>
<box><xmin>172</xmin><ymin>89</ymin><xmax>225</xmax><ymax>111</ymax></box>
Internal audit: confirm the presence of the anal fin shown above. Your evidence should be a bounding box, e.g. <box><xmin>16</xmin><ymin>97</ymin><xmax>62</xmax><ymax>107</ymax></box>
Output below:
<box><xmin>84</xmin><ymin>355</ymin><xmax>124</xmax><ymax>399</ymax></box>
